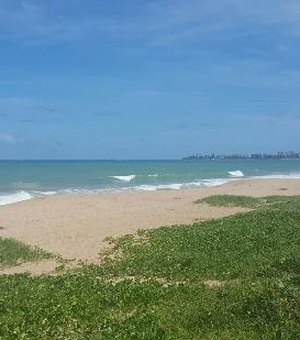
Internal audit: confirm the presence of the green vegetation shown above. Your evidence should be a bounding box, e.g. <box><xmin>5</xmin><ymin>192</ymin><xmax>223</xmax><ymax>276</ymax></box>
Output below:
<box><xmin>195</xmin><ymin>194</ymin><xmax>267</xmax><ymax>208</ymax></box>
<box><xmin>0</xmin><ymin>237</ymin><xmax>51</xmax><ymax>268</ymax></box>
<box><xmin>0</xmin><ymin>196</ymin><xmax>300</xmax><ymax>338</ymax></box>
<box><xmin>196</xmin><ymin>194</ymin><xmax>300</xmax><ymax>209</ymax></box>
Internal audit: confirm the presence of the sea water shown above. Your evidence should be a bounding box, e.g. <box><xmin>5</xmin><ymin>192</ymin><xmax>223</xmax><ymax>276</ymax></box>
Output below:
<box><xmin>0</xmin><ymin>159</ymin><xmax>300</xmax><ymax>206</ymax></box>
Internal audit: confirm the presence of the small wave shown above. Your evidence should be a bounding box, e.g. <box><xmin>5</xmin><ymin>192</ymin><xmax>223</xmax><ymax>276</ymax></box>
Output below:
<box><xmin>126</xmin><ymin>178</ymin><xmax>232</xmax><ymax>192</ymax></box>
<box><xmin>228</xmin><ymin>170</ymin><xmax>245</xmax><ymax>178</ymax></box>
<box><xmin>148</xmin><ymin>174</ymin><xmax>158</xmax><ymax>177</ymax></box>
<box><xmin>43</xmin><ymin>178</ymin><xmax>232</xmax><ymax>196</ymax></box>
<box><xmin>110</xmin><ymin>175</ymin><xmax>136</xmax><ymax>182</ymax></box>
<box><xmin>200</xmin><ymin>179</ymin><xmax>232</xmax><ymax>187</ymax></box>
<box><xmin>135</xmin><ymin>184</ymin><xmax>183</xmax><ymax>191</ymax></box>
<box><xmin>0</xmin><ymin>191</ymin><xmax>33</xmax><ymax>206</ymax></box>
<box><xmin>40</xmin><ymin>191</ymin><xmax>57</xmax><ymax>196</ymax></box>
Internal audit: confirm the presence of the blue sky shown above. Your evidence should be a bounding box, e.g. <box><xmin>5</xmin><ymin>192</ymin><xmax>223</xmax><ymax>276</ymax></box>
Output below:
<box><xmin>0</xmin><ymin>0</ymin><xmax>300</xmax><ymax>159</ymax></box>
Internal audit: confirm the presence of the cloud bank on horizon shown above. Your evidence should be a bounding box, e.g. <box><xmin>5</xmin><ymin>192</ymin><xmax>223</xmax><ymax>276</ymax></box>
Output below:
<box><xmin>0</xmin><ymin>0</ymin><xmax>299</xmax><ymax>159</ymax></box>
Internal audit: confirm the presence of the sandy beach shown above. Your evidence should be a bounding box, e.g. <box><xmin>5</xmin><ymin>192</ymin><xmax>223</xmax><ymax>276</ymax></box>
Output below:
<box><xmin>0</xmin><ymin>179</ymin><xmax>299</xmax><ymax>263</ymax></box>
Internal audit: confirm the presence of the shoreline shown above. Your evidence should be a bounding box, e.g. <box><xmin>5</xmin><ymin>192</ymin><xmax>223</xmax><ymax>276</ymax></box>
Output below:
<box><xmin>0</xmin><ymin>178</ymin><xmax>300</xmax><ymax>263</ymax></box>
<box><xmin>2</xmin><ymin>174</ymin><xmax>300</xmax><ymax>207</ymax></box>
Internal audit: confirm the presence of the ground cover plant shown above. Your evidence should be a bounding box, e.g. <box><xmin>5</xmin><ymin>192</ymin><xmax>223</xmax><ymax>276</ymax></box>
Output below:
<box><xmin>195</xmin><ymin>194</ymin><xmax>300</xmax><ymax>209</ymax></box>
<box><xmin>195</xmin><ymin>194</ymin><xmax>268</xmax><ymax>208</ymax></box>
<box><xmin>0</xmin><ymin>237</ymin><xmax>51</xmax><ymax>268</ymax></box>
<box><xmin>0</xmin><ymin>196</ymin><xmax>300</xmax><ymax>339</ymax></box>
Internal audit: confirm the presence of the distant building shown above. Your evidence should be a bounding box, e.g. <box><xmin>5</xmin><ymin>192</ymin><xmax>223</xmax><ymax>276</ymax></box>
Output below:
<box><xmin>183</xmin><ymin>151</ymin><xmax>300</xmax><ymax>160</ymax></box>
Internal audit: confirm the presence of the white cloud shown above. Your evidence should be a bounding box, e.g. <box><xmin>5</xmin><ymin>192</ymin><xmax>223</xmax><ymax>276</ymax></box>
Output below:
<box><xmin>0</xmin><ymin>132</ymin><xmax>16</xmax><ymax>144</ymax></box>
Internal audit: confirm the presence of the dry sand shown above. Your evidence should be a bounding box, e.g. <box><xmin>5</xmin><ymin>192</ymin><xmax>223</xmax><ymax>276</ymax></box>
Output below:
<box><xmin>0</xmin><ymin>179</ymin><xmax>299</xmax><ymax>264</ymax></box>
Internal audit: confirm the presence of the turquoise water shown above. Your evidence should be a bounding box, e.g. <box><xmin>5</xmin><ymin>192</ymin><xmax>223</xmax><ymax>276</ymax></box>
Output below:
<box><xmin>0</xmin><ymin>159</ymin><xmax>300</xmax><ymax>205</ymax></box>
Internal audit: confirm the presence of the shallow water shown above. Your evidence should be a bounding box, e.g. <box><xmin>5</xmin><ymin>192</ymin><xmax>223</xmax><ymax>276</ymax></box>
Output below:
<box><xmin>0</xmin><ymin>159</ymin><xmax>300</xmax><ymax>205</ymax></box>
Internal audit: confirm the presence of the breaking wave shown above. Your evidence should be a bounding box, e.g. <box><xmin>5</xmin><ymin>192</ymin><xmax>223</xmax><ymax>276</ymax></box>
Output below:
<box><xmin>0</xmin><ymin>191</ymin><xmax>33</xmax><ymax>206</ymax></box>
<box><xmin>120</xmin><ymin>178</ymin><xmax>231</xmax><ymax>191</ymax></box>
<box><xmin>109</xmin><ymin>175</ymin><xmax>136</xmax><ymax>182</ymax></box>
<box><xmin>228</xmin><ymin>170</ymin><xmax>245</xmax><ymax>178</ymax></box>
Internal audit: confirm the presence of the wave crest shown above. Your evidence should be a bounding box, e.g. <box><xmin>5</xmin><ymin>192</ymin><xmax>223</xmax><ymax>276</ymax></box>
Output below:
<box><xmin>110</xmin><ymin>175</ymin><xmax>136</xmax><ymax>182</ymax></box>
<box><xmin>228</xmin><ymin>170</ymin><xmax>245</xmax><ymax>178</ymax></box>
<box><xmin>0</xmin><ymin>191</ymin><xmax>33</xmax><ymax>206</ymax></box>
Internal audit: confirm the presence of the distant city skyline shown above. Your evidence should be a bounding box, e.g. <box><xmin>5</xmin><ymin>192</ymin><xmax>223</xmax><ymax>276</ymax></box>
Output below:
<box><xmin>0</xmin><ymin>1</ymin><xmax>300</xmax><ymax>159</ymax></box>
<box><xmin>183</xmin><ymin>151</ymin><xmax>300</xmax><ymax>160</ymax></box>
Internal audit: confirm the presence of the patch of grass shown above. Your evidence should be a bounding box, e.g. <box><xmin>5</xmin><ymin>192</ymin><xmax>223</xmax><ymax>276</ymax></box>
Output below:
<box><xmin>196</xmin><ymin>194</ymin><xmax>300</xmax><ymax>209</ymax></box>
<box><xmin>195</xmin><ymin>194</ymin><xmax>268</xmax><ymax>208</ymax></box>
<box><xmin>0</xmin><ymin>237</ymin><xmax>52</xmax><ymax>268</ymax></box>
<box><xmin>0</xmin><ymin>196</ymin><xmax>300</xmax><ymax>338</ymax></box>
<box><xmin>96</xmin><ymin>198</ymin><xmax>300</xmax><ymax>282</ymax></box>
<box><xmin>1</xmin><ymin>273</ymin><xmax>300</xmax><ymax>339</ymax></box>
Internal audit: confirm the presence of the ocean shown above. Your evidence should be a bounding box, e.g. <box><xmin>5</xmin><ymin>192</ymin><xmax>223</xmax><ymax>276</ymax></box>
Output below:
<box><xmin>0</xmin><ymin>159</ymin><xmax>300</xmax><ymax>206</ymax></box>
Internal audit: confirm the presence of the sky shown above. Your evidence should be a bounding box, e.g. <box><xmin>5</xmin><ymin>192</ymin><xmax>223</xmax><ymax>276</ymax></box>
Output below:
<box><xmin>0</xmin><ymin>0</ymin><xmax>300</xmax><ymax>159</ymax></box>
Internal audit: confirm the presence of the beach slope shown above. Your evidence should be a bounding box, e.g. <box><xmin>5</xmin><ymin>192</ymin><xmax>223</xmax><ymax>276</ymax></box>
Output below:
<box><xmin>0</xmin><ymin>179</ymin><xmax>299</xmax><ymax>262</ymax></box>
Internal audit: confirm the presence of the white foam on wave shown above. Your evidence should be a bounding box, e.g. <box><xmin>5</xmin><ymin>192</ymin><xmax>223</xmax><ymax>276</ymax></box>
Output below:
<box><xmin>110</xmin><ymin>175</ymin><xmax>136</xmax><ymax>182</ymax></box>
<box><xmin>228</xmin><ymin>170</ymin><xmax>245</xmax><ymax>178</ymax></box>
<box><xmin>148</xmin><ymin>174</ymin><xmax>158</xmax><ymax>177</ymax></box>
<box><xmin>50</xmin><ymin>178</ymin><xmax>232</xmax><ymax>196</ymax></box>
<box><xmin>135</xmin><ymin>184</ymin><xmax>183</xmax><ymax>191</ymax></box>
<box><xmin>126</xmin><ymin>178</ymin><xmax>232</xmax><ymax>192</ymax></box>
<box><xmin>0</xmin><ymin>191</ymin><xmax>33</xmax><ymax>206</ymax></box>
<box><xmin>200</xmin><ymin>179</ymin><xmax>232</xmax><ymax>187</ymax></box>
<box><xmin>40</xmin><ymin>191</ymin><xmax>57</xmax><ymax>196</ymax></box>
